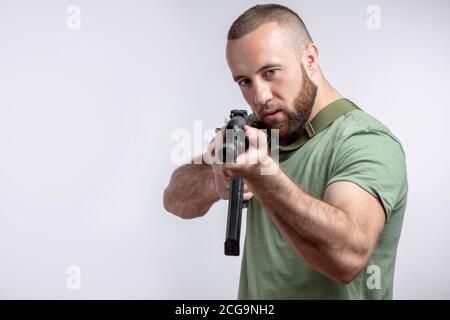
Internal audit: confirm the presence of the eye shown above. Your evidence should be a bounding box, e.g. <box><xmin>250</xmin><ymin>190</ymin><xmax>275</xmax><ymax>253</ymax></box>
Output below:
<box><xmin>265</xmin><ymin>69</ymin><xmax>276</xmax><ymax>78</ymax></box>
<box><xmin>238</xmin><ymin>79</ymin><xmax>250</xmax><ymax>87</ymax></box>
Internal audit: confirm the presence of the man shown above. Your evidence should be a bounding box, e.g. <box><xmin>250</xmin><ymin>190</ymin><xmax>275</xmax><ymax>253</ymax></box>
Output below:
<box><xmin>163</xmin><ymin>4</ymin><xmax>407</xmax><ymax>299</ymax></box>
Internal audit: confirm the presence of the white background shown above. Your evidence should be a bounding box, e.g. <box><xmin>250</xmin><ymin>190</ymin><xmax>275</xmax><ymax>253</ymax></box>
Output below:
<box><xmin>0</xmin><ymin>0</ymin><xmax>449</xmax><ymax>299</ymax></box>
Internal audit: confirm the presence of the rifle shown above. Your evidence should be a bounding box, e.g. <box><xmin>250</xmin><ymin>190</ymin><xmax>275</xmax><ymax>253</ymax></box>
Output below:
<box><xmin>220</xmin><ymin>110</ymin><xmax>250</xmax><ymax>256</ymax></box>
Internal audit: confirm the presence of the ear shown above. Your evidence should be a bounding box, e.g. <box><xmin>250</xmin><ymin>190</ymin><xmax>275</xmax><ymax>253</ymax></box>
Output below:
<box><xmin>302</xmin><ymin>43</ymin><xmax>319</xmax><ymax>76</ymax></box>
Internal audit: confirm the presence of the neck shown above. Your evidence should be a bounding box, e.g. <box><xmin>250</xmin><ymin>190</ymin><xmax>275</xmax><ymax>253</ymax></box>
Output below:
<box><xmin>307</xmin><ymin>78</ymin><xmax>343</xmax><ymax>123</ymax></box>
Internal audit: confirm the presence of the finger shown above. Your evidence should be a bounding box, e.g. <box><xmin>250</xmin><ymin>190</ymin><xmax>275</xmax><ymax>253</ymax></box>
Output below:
<box><xmin>243</xmin><ymin>191</ymin><xmax>254</xmax><ymax>201</ymax></box>
<box><xmin>222</xmin><ymin>163</ymin><xmax>249</xmax><ymax>178</ymax></box>
<box><xmin>245</xmin><ymin>125</ymin><xmax>268</xmax><ymax>149</ymax></box>
<box><xmin>222</xmin><ymin>163</ymin><xmax>238</xmax><ymax>176</ymax></box>
<box><xmin>206</xmin><ymin>132</ymin><xmax>224</xmax><ymax>164</ymax></box>
<box><xmin>235</xmin><ymin>150</ymin><xmax>258</xmax><ymax>166</ymax></box>
<box><xmin>235</xmin><ymin>152</ymin><xmax>247</xmax><ymax>165</ymax></box>
<box><xmin>211</xmin><ymin>129</ymin><xmax>226</xmax><ymax>163</ymax></box>
<box><xmin>204</xmin><ymin>143</ymin><xmax>216</xmax><ymax>165</ymax></box>
<box><xmin>244</xmin><ymin>125</ymin><xmax>266</xmax><ymax>140</ymax></box>
<box><xmin>244</xmin><ymin>125</ymin><xmax>259</xmax><ymax>137</ymax></box>
<box><xmin>215</xmin><ymin>164</ymin><xmax>231</xmax><ymax>181</ymax></box>
<box><xmin>245</xmin><ymin>125</ymin><xmax>262</xmax><ymax>149</ymax></box>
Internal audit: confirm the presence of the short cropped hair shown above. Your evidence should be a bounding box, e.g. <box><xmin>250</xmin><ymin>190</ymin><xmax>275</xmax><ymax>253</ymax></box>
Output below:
<box><xmin>227</xmin><ymin>4</ymin><xmax>313</xmax><ymax>58</ymax></box>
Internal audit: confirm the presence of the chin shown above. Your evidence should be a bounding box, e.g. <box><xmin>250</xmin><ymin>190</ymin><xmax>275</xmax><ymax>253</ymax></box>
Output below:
<box><xmin>268</xmin><ymin>118</ymin><xmax>285</xmax><ymax>128</ymax></box>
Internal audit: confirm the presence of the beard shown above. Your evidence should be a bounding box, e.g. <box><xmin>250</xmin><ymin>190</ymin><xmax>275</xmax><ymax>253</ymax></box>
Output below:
<box><xmin>252</xmin><ymin>64</ymin><xmax>318</xmax><ymax>146</ymax></box>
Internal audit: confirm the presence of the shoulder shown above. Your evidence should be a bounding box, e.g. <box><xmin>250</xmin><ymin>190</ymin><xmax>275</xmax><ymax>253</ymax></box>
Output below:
<box><xmin>328</xmin><ymin>106</ymin><xmax>405</xmax><ymax>156</ymax></box>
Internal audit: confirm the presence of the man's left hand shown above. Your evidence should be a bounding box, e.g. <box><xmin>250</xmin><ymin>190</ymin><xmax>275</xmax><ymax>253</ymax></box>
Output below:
<box><xmin>222</xmin><ymin>125</ymin><xmax>278</xmax><ymax>180</ymax></box>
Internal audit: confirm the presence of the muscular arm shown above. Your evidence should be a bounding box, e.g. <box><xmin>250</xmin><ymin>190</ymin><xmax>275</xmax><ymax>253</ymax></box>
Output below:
<box><xmin>244</xmin><ymin>159</ymin><xmax>386</xmax><ymax>284</ymax></box>
<box><xmin>163</xmin><ymin>156</ymin><xmax>220</xmax><ymax>219</ymax></box>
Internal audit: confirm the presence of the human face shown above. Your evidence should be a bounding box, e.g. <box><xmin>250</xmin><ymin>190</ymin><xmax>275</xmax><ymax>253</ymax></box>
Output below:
<box><xmin>226</xmin><ymin>22</ymin><xmax>317</xmax><ymax>145</ymax></box>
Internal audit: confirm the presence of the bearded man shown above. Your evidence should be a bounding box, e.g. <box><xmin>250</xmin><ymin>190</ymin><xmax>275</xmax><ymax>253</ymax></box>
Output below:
<box><xmin>164</xmin><ymin>4</ymin><xmax>407</xmax><ymax>300</ymax></box>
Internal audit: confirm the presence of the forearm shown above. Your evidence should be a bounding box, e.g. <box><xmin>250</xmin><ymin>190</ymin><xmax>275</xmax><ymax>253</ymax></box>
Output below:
<box><xmin>245</xmin><ymin>161</ymin><xmax>368</xmax><ymax>283</ymax></box>
<box><xmin>164</xmin><ymin>163</ymin><xmax>219</xmax><ymax>219</ymax></box>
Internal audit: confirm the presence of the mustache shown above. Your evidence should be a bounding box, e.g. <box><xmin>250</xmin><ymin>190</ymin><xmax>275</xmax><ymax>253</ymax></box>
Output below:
<box><xmin>248</xmin><ymin>111</ymin><xmax>283</xmax><ymax>130</ymax></box>
<box><xmin>252</xmin><ymin>105</ymin><xmax>285</xmax><ymax>121</ymax></box>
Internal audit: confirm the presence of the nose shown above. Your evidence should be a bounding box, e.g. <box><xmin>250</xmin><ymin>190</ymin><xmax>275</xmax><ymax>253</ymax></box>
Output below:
<box><xmin>252</xmin><ymin>80</ymin><xmax>273</xmax><ymax>107</ymax></box>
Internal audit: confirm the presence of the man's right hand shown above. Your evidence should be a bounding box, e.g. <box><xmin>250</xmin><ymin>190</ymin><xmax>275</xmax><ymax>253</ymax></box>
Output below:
<box><xmin>204</xmin><ymin>127</ymin><xmax>254</xmax><ymax>201</ymax></box>
<box><xmin>211</xmin><ymin>164</ymin><xmax>253</xmax><ymax>200</ymax></box>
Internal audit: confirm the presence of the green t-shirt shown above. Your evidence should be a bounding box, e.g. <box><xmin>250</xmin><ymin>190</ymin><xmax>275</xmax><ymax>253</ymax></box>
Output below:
<box><xmin>238</xmin><ymin>98</ymin><xmax>408</xmax><ymax>300</ymax></box>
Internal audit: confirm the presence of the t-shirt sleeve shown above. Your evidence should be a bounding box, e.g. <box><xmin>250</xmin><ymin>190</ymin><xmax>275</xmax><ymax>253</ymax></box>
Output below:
<box><xmin>325</xmin><ymin>129</ymin><xmax>408</xmax><ymax>219</ymax></box>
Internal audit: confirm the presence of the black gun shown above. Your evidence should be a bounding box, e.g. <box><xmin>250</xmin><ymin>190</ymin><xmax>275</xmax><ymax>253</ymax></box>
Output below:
<box><xmin>221</xmin><ymin>110</ymin><xmax>250</xmax><ymax>256</ymax></box>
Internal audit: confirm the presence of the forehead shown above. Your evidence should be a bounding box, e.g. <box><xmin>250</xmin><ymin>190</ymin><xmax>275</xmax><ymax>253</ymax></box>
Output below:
<box><xmin>226</xmin><ymin>22</ymin><xmax>296</xmax><ymax>74</ymax></box>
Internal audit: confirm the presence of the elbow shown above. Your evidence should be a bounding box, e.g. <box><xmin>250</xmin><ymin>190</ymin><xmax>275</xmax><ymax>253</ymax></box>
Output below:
<box><xmin>163</xmin><ymin>188</ymin><xmax>207</xmax><ymax>219</ymax></box>
<box><xmin>163</xmin><ymin>187</ymin><xmax>175</xmax><ymax>214</ymax></box>
<box><xmin>163</xmin><ymin>187</ymin><xmax>184</xmax><ymax>218</ymax></box>
<box><xmin>180</xmin><ymin>208</ymin><xmax>208</xmax><ymax>219</ymax></box>
<box><xmin>334</xmin><ymin>267</ymin><xmax>362</xmax><ymax>285</ymax></box>
<box><xmin>332</xmin><ymin>239</ymin><xmax>374</xmax><ymax>285</ymax></box>
<box><xmin>331</xmin><ymin>252</ymin><xmax>370</xmax><ymax>285</ymax></box>
<box><xmin>171</xmin><ymin>206</ymin><xmax>208</xmax><ymax>220</ymax></box>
